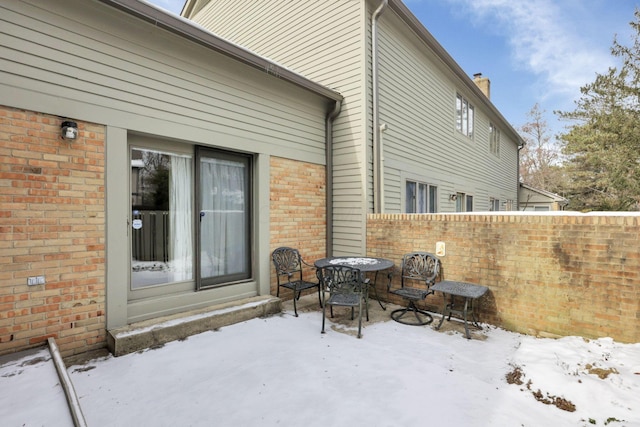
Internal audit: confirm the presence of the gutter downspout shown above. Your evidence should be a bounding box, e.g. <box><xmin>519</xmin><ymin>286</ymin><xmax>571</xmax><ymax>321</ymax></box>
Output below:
<box><xmin>326</xmin><ymin>99</ymin><xmax>342</xmax><ymax>257</ymax></box>
<box><xmin>372</xmin><ymin>0</ymin><xmax>388</xmax><ymax>214</ymax></box>
<box><xmin>517</xmin><ymin>141</ymin><xmax>525</xmax><ymax>210</ymax></box>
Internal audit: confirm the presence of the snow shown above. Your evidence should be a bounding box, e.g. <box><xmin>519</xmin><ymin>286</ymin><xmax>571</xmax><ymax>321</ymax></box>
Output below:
<box><xmin>0</xmin><ymin>348</ymin><xmax>73</xmax><ymax>426</ymax></box>
<box><xmin>328</xmin><ymin>257</ymin><xmax>381</xmax><ymax>265</ymax></box>
<box><xmin>1</xmin><ymin>305</ymin><xmax>639</xmax><ymax>427</ymax></box>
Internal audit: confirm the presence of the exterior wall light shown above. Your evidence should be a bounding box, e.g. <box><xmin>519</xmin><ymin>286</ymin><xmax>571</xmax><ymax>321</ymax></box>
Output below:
<box><xmin>449</xmin><ymin>194</ymin><xmax>457</xmax><ymax>201</ymax></box>
<box><xmin>61</xmin><ymin>121</ymin><xmax>78</xmax><ymax>140</ymax></box>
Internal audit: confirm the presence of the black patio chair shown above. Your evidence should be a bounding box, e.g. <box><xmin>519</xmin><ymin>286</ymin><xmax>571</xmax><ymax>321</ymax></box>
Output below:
<box><xmin>272</xmin><ymin>247</ymin><xmax>321</xmax><ymax>317</ymax></box>
<box><xmin>388</xmin><ymin>252</ymin><xmax>441</xmax><ymax>325</ymax></box>
<box><xmin>319</xmin><ymin>265</ymin><xmax>369</xmax><ymax>338</ymax></box>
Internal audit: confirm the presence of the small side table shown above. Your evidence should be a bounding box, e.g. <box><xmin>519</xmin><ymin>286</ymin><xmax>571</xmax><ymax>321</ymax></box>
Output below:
<box><xmin>431</xmin><ymin>280</ymin><xmax>489</xmax><ymax>339</ymax></box>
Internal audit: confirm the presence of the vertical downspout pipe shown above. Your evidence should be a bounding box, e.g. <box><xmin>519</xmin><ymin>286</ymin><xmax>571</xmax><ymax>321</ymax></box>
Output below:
<box><xmin>372</xmin><ymin>0</ymin><xmax>388</xmax><ymax>214</ymax></box>
<box><xmin>517</xmin><ymin>141</ymin><xmax>525</xmax><ymax>210</ymax></box>
<box><xmin>326</xmin><ymin>99</ymin><xmax>342</xmax><ymax>257</ymax></box>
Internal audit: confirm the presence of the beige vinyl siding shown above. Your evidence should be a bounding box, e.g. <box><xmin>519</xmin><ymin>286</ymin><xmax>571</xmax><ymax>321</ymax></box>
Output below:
<box><xmin>192</xmin><ymin>0</ymin><xmax>370</xmax><ymax>256</ymax></box>
<box><xmin>377</xmin><ymin>11</ymin><xmax>518</xmax><ymax>213</ymax></box>
<box><xmin>1</xmin><ymin>0</ymin><xmax>335</xmax><ymax>326</ymax></box>
<box><xmin>1</xmin><ymin>0</ymin><xmax>328</xmax><ymax>163</ymax></box>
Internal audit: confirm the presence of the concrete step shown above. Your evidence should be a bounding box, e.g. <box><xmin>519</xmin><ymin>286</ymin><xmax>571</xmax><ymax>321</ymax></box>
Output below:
<box><xmin>107</xmin><ymin>296</ymin><xmax>281</xmax><ymax>356</ymax></box>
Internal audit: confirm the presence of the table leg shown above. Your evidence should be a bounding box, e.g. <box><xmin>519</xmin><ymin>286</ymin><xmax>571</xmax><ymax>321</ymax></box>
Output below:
<box><xmin>368</xmin><ymin>271</ymin><xmax>387</xmax><ymax>311</ymax></box>
<box><xmin>436</xmin><ymin>292</ymin><xmax>448</xmax><ymax>331</ymax></box>
<box><xmin>462</xmin><ymin>297</ymin><xmax>470</xmax><ymax>339</ymax></box>
<box><xmin>436</xmin><ymin>293</ymin><xmax>481</xmax><ymax>339</ymax></box>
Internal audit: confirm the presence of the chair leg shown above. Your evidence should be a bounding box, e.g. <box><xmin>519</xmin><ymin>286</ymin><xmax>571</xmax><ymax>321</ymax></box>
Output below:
<box><xmin>365</xmin><ymin>293</ymin><xmax>369</xmax><ymax>322</ymax></box>
<box><xmin>357</xmin><ymin>300</ymin><xmax>363</xmax><ymax>338</ymax></box>
<box><xmin>292</xmin><ymin>289</ymin><xmax>299</xmax><ymax>317</ymax></box>
<box><xmin>321</xmin><ymin>299</ymin><xmax>326</xmax><ymax>334</ymax></box>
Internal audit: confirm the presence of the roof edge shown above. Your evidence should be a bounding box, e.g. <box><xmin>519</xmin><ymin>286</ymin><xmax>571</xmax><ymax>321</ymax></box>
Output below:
<box><xmin>520</xmin><ymin>183</ymin><xmax>568</xmax><ymax>202</ymax></box>
<box><xmin>96</xmin><ymin>0</ymin><xmax>343</xmax><ymax>102</ymax></box>
<box><xmin>388</xmin><ymin>0</ymin><xmax>523</xmax><ymax>146</ymax></box>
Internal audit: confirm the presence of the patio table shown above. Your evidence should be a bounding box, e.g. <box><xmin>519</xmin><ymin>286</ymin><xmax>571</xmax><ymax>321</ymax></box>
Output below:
<box><xmin>431</xmin><ymin>280</ymin><xmax>488</xmax><ymax>339</ymax></box>
<box><xmin>314</xmin><ymin>257</ymin><xmax>394</xmax><ymax>310</ymax></box>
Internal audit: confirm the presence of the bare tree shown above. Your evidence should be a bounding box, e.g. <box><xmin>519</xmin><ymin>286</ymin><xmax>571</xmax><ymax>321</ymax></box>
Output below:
<box><xmin>518</xmin><ymin>104</ymin><xmax>564</xmax><ymax>193</ymax></box>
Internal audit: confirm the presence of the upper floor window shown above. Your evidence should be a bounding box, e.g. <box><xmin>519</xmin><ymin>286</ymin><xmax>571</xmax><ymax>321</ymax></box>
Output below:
<box><xmin>489</xmin><ymin>123</ymin><xmax>500</xmax><ymax>156</ymax></box>
<box><xmin>406</xmin><ymin>180</ymin><xmax>438</xmax><ymax>213</ymax></box>
<box><xmin>456</xmin><ymin>93</ymin><xmax>474</xmax><ymax>138</ymax></box>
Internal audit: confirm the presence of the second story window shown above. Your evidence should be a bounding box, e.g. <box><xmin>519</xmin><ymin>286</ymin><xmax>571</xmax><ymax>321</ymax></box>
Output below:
<box><xmin>406</xmin><ymin>180</ymin><xmax>438</xmax><ymax>213</ymax></box>
<box><xmin>456</xmin><ymin>93</ymin><xmax>474</xmax><ymax>138</ymax></box>
<box><xmin>490</xmin><ymin>123</ymin><xmax>500</xmax><ymax>156</ymax></box>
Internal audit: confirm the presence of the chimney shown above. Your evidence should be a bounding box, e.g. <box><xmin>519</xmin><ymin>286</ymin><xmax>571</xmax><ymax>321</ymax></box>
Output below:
<box><xmin>473</xmin><ymin>73</ymin><xmax>490</xmax><ymax>99</ymax></box>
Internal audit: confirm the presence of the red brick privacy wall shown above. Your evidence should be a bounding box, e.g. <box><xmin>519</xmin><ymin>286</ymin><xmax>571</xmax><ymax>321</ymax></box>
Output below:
<box><xmin>270</xmin><ymin>157</ymin><xmax>325</xmax><ymax>296</ymax></box>
<box><xmin>367</xmin><ymin>213</ymin><xmax>640</xmax><ymax>343</ymax></box>
<box><xmin>0</xmin><ymin>106</ymin><xmax>106</xmax><ymax>357</ymax></box>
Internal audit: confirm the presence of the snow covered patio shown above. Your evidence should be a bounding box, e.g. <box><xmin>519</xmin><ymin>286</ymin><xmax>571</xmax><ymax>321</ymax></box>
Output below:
<box><xmin>1</xmin><ymin>297</ymin><xmax>639</xmax><ymax>427</ymax></box>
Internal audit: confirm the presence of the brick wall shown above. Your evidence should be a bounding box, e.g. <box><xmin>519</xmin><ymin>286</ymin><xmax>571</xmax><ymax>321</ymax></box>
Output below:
<box><xmin>270</xmin><ymin>157</ymin><xmax>325</xmax><ymax>295</ymax></box>
<box><xmin>367</xmin><ymin>213</ymin><xmax>640</xmax><ymax>343</ymax></box>
<box><xmin>0</xmin><ymin>106</ymin><xmax>106</xmax><ymax>357</ymax></box>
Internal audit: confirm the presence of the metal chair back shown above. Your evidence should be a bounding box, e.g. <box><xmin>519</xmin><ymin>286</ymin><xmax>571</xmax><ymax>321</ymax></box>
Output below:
<box><xmin>272</xmin><ymin>246</ymin><xmax>304</xmax><ymax>281</ymax></box>
<box><xmin>401</xmin><ymin>252</ymin><xmax>440</xmax><ymax>288</ymax></box>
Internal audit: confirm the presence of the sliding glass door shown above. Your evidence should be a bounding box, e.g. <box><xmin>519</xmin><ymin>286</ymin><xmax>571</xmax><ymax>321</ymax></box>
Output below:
<box><xmin>196</xmin><ymin>147</ymin><xmax>252</xmax><ymax>288</ymax></box>
<box><xmin>129</xmin><ymin>140</ymin><xmax>253</xmax><ymax>299</ymax></box>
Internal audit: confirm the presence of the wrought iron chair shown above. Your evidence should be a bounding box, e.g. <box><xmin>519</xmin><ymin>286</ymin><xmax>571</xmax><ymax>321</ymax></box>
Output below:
<box><xmin>388</xmin><ymin>252</ymin><xmax>441</xmax><ymax>325</ymax></box>
<box><xmin>319</xmin><ymin>265</ymin><xmax>369</xmax><ymax>338</ymax></box>
<box><xmin>272</xmin><ymin>247</ymin><xmax>321</xmax><ymax>317</ymax></box>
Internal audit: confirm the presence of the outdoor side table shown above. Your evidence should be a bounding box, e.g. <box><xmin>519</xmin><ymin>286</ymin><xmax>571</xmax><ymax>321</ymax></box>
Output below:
<box><xmin>431</xmin><ymin>280</ymin><xmax>488</xmax><ymax>339</ymax></box>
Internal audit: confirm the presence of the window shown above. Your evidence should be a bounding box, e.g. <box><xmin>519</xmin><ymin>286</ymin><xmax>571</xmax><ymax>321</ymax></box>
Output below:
<box><xmin>490</xmin><ymin>197</ymin><xmax>500</xmax><ymax>211</ymax></box>
<box><xmin>131</xmin><ymin>148</ymin><xmax>193</xmax><ymax>289</ymax></box>
<box><xmin>406</xmin><ymin>180</ymin><xmax>438</xmax><ymax>213</ymax></box>
<box><xmin>489</xmin><ymin>123</ymin><xmax>500</xmax><ymax>156</ymax></box>
<box><xmin>455</xmin><ymin>192</ymin><xmax>473</xmax><ymax>212</ymax></box>
<box><xmin>456</xmin><ymin>93</ymin><xmax>474</xmax><ymax>138</ymax></box>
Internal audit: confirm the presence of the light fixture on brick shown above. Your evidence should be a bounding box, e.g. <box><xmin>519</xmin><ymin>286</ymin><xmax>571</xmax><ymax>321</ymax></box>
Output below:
<box><xmin>61</xmin><ymin>120</ymin><xmax>78</xmax><ymax>140</ymax></box>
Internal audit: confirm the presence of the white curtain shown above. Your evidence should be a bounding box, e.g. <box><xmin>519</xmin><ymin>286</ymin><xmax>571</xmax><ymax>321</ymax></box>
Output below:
<box><xmin>169</xmin><ymin>155</ymin><xmax>193</xmax><ymax>281</ymax></box>
<box><xmin>200</xmin><ymin>158</ymin><xmax>246</xmax><ymax>278</ymax></box>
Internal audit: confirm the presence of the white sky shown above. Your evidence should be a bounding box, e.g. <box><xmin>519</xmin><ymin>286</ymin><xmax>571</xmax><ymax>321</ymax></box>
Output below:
<box><xmin>2</xmin><ymin>305</ymin><xmax>639</xmax><ymax>426</ymax></box>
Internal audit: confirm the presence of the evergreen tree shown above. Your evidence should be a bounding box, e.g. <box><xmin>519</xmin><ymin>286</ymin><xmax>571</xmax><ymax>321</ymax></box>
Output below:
<box><xmin>557</xmin><ymin>9</ymin><xmax>640</xmax><ymax>211</ymax></box>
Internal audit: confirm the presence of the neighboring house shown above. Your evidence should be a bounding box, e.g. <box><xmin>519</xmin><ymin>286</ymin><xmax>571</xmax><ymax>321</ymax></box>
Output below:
<box><xmin>519</xmin><ymin>184</ymin><xmax>569</xmax><ymax>211</ymax></box>
<box><xmin>0</xmin><ymin>0</ymin><xmax>340</xmax><ymax>356</ymax></box>
<box><xmin>183</xmin><ymin>0</ymin><xmax>525</xmax><ymax>256</ymax></box>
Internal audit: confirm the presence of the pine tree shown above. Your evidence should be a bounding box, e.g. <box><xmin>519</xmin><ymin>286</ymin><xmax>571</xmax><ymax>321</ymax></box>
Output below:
<box><xmin>557</xmin><ymin>9</ymin><xmax>640</xmax><ymax>211</ymax></box>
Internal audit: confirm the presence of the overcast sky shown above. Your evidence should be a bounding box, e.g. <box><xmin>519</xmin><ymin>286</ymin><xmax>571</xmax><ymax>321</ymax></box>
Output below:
<box><xmin>146</xmin><ymin>0</ymin><xmax>638</xmax><ymax>139</ymax></box>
